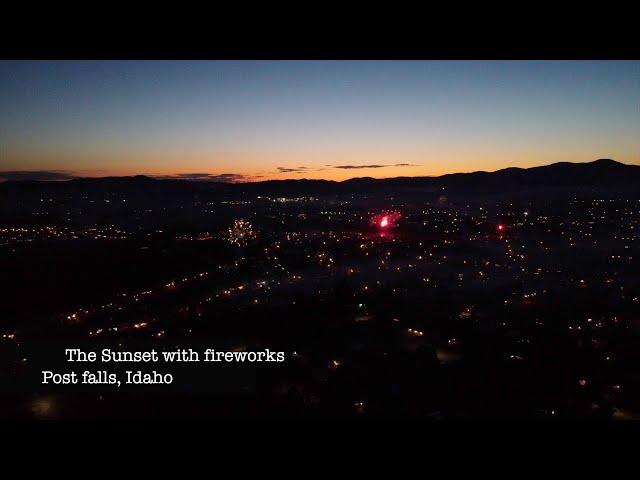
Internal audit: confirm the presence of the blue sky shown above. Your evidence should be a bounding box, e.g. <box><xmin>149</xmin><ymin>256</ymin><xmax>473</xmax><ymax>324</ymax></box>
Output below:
<box><xmin>1</xmin><ymin>60</ymin><xmax>638</xmax><ymax>181</ymax></box>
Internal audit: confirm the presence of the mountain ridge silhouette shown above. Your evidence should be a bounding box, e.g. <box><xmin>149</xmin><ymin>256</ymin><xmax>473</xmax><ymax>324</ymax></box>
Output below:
<box><xmin>2</xmin><ymin>159</ymin><xmax>638</xmax><ymax>196</ymax></box>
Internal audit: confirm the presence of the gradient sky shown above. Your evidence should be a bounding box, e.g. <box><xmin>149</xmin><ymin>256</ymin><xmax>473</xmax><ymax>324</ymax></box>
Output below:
<box><xmin>1</xmin><ymin>60</ymin><xmax>638</xmax><ymax>182</ymax></box>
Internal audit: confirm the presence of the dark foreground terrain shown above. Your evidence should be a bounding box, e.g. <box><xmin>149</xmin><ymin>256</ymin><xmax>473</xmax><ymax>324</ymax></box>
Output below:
<box><xmin>1</xmin><ymin>159</ymin><xmax>639</xmax><ymax>420</ymax></box>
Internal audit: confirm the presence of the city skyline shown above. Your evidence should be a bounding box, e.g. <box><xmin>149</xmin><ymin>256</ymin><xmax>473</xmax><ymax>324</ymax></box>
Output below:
<box><xmin>1</xmin><ymin>60</ymin><xmax>639</xmax><ymax>182</ymax></box>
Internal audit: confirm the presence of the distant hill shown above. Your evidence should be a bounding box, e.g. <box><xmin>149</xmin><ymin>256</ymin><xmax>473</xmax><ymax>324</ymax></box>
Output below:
<box><xmin>1</xmin><ymin>159</ymin><xmax>639</xmax><ymax>198</ymax></box>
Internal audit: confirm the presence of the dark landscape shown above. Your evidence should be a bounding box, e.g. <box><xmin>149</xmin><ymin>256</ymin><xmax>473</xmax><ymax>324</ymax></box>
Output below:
<box><xmin>1</xmin><ymin>158</ymin><xmax>639</xmax><ymax>420</ymax></box>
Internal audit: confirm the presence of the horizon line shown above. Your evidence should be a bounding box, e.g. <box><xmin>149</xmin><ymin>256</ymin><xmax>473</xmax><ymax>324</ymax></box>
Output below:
<box><xmin>0</xmin><ymin>158</ymin><xmax>637</xmax><ymax>184</ymax></box>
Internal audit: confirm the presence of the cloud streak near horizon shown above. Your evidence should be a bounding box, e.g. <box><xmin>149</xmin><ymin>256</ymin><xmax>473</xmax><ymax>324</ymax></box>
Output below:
<box><xmin>153</xmin><ymin>173</ymin><xmax>262</xmax><ymax>182</ymax></box>
<box><xmin>277</xmin><ymin>167</ymin><xmax>310</xmax><ymax>173</ymax></box>
<box><xmin>333</xmin><ymin>163</ymin><xmax>421</xmax><ymax>170</ymax></box>
<box><xmin>0</xmin><ymin>171</ymin><xmax>77</xmax><ymax>182</ymax></box>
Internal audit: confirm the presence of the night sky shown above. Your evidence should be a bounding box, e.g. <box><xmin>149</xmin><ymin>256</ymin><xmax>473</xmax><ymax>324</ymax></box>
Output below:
<box><xmin>1</xmin><ymin>60</ymin><xmax>638</xmax><ymax>182</ymax></box>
